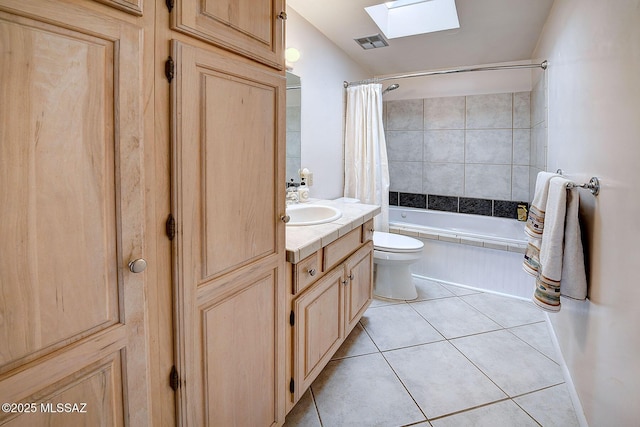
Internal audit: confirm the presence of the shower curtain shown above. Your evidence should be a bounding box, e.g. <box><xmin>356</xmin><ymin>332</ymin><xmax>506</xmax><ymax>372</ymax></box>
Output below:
<box><xmin>344</xmin><ymin>83</ymin><xmax>390</xmax><ymax>232</ymax></box>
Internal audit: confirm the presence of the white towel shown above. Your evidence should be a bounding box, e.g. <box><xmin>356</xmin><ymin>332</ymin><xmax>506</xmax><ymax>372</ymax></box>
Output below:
<box><xmin>561</xmin><ymin>187</ymin><xmax>588</xmax><ymax>300</ymax></box>
<box><xmin>523</xmin><ymin>172</ymin><xmax>557</xmax><ymax>277</ymax></box>
<box><xmin>532</xmin><ymin>177</ymin><xmax>588</xmax><ymax>312</ymax></box>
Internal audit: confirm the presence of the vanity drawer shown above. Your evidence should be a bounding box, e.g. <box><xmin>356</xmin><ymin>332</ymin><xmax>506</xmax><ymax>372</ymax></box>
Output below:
<box><xmin>323</xmin><ymin>227</ymin><xmax>362</xmax><ymax>272</ymax></box>
<box><xmin>362</xmin><ymin>219</ymin><xmax>374</xmax><ymax>243</ymax></box>
<box><xmin>294</xmin><ymin>251</ymin><xmax>321</xmax><ymax>294</ymax></box>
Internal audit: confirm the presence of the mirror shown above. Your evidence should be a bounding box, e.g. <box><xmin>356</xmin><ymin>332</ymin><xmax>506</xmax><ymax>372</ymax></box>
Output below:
<box><xmin>286</xmin><ymin>72</ymin><xmax>301</xmax><ymax>183</ymax></box>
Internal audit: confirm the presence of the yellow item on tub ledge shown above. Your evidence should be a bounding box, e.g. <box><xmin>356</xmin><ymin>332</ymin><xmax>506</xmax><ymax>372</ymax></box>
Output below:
<box><xmin>517</xmin><ymin>204</ymin><xmax>528</xmax><ymax>222</ymax></box>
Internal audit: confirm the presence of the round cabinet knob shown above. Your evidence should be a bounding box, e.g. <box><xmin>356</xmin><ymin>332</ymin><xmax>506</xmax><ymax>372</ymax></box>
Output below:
<box><xmin>308</xmin><ymin>268</ymin><xmax>316</xmax><ymax>277</ymax></box>
<box><xmin>281</xmin><ymin>215</ymin><xmax>290</xmax><ymax>223</ymax></box>
<box><xmin>128</xmin><ymin>258</ymin><xmax>147</xmax><ymax>273</ymax></box>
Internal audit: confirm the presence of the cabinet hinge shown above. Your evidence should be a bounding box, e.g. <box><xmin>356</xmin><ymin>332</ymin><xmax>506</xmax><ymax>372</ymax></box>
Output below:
<box><xmin>165</xmin><ymin>56</ymin><xmax>175</xmax><ymax>83</ymax></box>
<box><xmin>166</xmin><ymin>213</ymin><xmax>176</xmax><ymax>241</ymax></box>
<box><xmin>289</xmin><ymin>310</ymin><xmax>295</xmax><ymax>326</ymax></box>
<box><xmin>165</xmin><ymin>0</ymin><xmax>174</xmax><ymax>13</ymax></box>
<box><xmin>289</xmin><ymin>378</ymin><xmax>294</xmax><ymax>393</ymax></box>
<box><xmin>169</xmin><ymin>365</ymin><xmax>180</xmax><ymax>391</ymax></box>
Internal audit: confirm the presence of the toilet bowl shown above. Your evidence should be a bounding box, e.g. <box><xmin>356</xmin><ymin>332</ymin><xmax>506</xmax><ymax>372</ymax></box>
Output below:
<box><xmin>373</xmin><ymin>231</ymin><xmax>424</xmax><ymax>300</ymax></box>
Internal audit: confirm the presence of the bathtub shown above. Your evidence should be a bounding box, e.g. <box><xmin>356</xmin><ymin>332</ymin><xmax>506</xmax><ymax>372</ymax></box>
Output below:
<box><xmin>388</xmin><ymin>206</ymin><xmax>534</xmax><ymax>299</ymax></box>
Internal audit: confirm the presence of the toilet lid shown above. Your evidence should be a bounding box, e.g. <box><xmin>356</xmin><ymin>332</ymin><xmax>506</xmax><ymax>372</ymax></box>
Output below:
<box><xmin>373</xmin><ymin>231</ymin><xmax>424</xmax><ymax>253</ymax></box>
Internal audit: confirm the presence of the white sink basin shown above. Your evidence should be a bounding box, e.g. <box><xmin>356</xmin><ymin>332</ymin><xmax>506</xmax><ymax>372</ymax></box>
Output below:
<box><xmin>286</xmin><ymin>204</ymin><xmax>342</xmax><ymax>226</ymax></box>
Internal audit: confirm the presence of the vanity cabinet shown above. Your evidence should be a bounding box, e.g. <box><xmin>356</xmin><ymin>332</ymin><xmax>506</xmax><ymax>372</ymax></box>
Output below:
<box><xmin>288</xmin><ymin>220</ymin><xmax>374</xmax><ymax>405</ymax></box>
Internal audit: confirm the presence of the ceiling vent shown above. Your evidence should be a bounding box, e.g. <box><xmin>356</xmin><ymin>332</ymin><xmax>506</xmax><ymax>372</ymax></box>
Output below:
<box><xmin>354</xmin><ymin>34</ymin><xmax>389</xmax><ymax>50</ymax></box>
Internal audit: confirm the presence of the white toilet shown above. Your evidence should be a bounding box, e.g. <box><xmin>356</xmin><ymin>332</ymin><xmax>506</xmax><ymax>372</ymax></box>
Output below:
<box><xmin>373</xmin><ymin>231</ymin><xmax>424</xmax><ymax>300</ymax></box>
<box><xmin>332</xmin><ymin>197</ymin><xmax>423</xmax><ymax>300</ymax></box>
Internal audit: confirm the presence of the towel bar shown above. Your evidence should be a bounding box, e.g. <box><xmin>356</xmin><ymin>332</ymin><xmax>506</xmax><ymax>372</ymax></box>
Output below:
<box><xmin>556</xmin><ymin>169</ymin><xmax>600</xmax><ymax>196</ymax></box>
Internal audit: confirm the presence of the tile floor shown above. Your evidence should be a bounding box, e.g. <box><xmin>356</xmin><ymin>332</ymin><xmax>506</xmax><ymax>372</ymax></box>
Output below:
<box><xmin>283</xmin><ymin>277</ymin><xmax>580</xmax><ymax>427</ymax></box>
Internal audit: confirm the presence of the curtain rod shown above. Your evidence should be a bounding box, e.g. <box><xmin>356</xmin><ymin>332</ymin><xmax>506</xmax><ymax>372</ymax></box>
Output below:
<box><xmin>343</xmin><ymin>61</ymin><xmax>547</xmax><ymax>88</ymax></box>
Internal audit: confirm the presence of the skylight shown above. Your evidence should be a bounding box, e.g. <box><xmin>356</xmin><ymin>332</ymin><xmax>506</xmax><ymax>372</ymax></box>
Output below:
<box><xmin>365</xmin><ymin>0</ymin><xmax>460</xmax><ymax>39</ymax></box>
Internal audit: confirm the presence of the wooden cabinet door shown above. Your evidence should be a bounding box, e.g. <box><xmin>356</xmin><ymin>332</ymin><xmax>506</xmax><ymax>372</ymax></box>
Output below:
<box><xmin>344</xmin><ymin>242</ymin><xmax>374</xmax><ymax>335</ymax></box>
<box><xmin>172</xmin><ymin>0</ymin><xmax>284</xmax><ymax>69</ymax></box>
<box><xmin>292</xmin><ymin>267</ymin><xmax>344</xmax><ymax>402</ymax></box>
<box><xmin>171</xmin><ymin>40</ymin><xmax>286</xmax><ymax>426</ymax></box>
<box><xmin>0</xmin><ymin>2</ymin><xmax>150</xmax><ymax>425</ymax></box>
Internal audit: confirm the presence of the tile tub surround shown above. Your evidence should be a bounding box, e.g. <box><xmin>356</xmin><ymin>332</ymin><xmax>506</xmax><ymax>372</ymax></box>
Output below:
<box><xmin>285</xmin><ymin>199</ymin><xmax>380</xmax><ymax>263</ymax></box>
<box><xmin>385</xmin><ymin>92</ymin><xmax>532</xmax><ymax>203</ymax></box>
<box><xmin>283</xmin><ymin>278</ymin><xmax>580</xmax><ymax>426</ymax></box>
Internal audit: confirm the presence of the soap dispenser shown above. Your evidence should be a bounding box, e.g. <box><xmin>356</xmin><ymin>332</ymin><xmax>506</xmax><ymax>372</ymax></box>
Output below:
<box><xmin>300</xmin><ymin>168</ymin><xmax>313</xmax><ymax>186</ymax></box>
<box><xmin>298</xmin><ymin>178</ymin><xmax>310</xmax><ymax>203</ymax></box>
<box><xmin>286</xmin><ymin>179</ymin><xmax>299</xmax><ymax>205</ymax></box>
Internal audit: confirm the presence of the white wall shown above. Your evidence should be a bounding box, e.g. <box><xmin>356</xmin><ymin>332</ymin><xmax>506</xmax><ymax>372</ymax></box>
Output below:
<box><xmin>533</xmin><ymin>1</ymin><xmax>640</xmax><ymax>425</ymax></box>
<box><xmin>285</xmin><ymin>8</ymin><xmax>369</xmax><ymax>199</ymax></box>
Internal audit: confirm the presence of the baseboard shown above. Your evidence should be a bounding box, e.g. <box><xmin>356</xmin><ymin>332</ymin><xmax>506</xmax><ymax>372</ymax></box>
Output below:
<box><xmin>411</xmin><ymin>273</ymin><xmax>532</xmax><ymax>302</ymax></box>
<box><xmin>543</xmin><ymin>313</ymin><xmax>589</xmax><ymax>427</ymax></box>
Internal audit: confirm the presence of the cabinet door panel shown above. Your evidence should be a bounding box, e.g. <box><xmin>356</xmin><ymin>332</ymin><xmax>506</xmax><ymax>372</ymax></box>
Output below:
<box><xmin>4</xmin><ymin>354</ymin><xmax>123</xmax><ymax>427</ymax></box>
<box><xmin>173</xmin><ymin>41</ymin><xmax>283</xmax><ymax>281</ymax></box>
<box><xmin>0</xmin><ymin>3</ymin><xmax>149</xmax><ymax>425</ymax></box>
<box><xmin>202</xmin><ymin>269</ymin><xmax>282</xmax><ymax>426</ymax></box>
<box><xmin>203</xmin><ymin>76</ymin><xmax>275</xmax><ymax>277</ymax></box>
<box><xmin>293</xmin><ymin>268</ymin><xmax>344</xmax><ymax>402</ymax></box>
<box><xmin>172</xmin><ymin>40</ymin><xmax>285</xmax><ymax>426</ymax></box>
<box><xmin>0</xmin><ymin>13</ymin><xmax>117</xmax><ymax>367</ymax></box>
<box><xmin>173</xmin><ymin>0</ymin><xmax>284</xmax><ymax>69</ymax></box>
<box><xmin>345</xmin><ymin>243</ymin><xmax>374</xmax><ymax>334</ymax></box>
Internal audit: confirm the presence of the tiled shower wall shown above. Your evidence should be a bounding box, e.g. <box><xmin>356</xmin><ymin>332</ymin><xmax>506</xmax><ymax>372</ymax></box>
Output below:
<box><xmin>384</xmin><ymin>92</ymin><xmax>532</xmax><ymax>215</ymax></box>
<box><xmin>529</xmin><ymin>73</ymin><xmax>547</xmax><ymax>197</ymax></box>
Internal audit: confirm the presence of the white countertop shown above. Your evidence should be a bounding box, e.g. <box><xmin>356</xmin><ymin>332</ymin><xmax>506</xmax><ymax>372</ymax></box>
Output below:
<box><xmin>285</xmin><ymin>199</ymin><xmax>381</xmax><ymax>264</ymax></box>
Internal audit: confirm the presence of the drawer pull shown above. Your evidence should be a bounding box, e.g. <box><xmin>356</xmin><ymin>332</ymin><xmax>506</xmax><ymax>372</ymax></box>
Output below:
<box><xmin>348</xmin><ymin>273</ymin><xmax>355</xmax><ymax>280</ymax></box>
<box><xmin>308</xmin><ymin>268</ymin><xmax>317</xmax><ymax>277</ymax></box>
<box><xmin>342</xmin><ymin>279</ymin><xmax>348</xmax><ymax>286</ymax></box>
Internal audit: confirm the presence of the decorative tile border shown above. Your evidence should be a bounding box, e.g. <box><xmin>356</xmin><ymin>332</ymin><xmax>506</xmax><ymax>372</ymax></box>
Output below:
<box><xmin>389</xmin><ymin>191</ymin><xmax>399</xmax><ymax>206</ymax></box>
<box><xmin>428</xmin><ymin>194</ymin><xmax>458</xmax><ymax>212</ymax></box>
<box><xmin>399</xmin><ymin>192</ymin><xmax>426</xmax><ymax>209</ymax></box>
<box><xmin>459</xmin><ymin>197</ymin><xmax>492</xmax><ymax>216</ymax></box>
<box><xmin>390</xmin><ymin>191</ymin><xmax>529</xmax><ymax>220</ymax></box>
